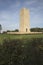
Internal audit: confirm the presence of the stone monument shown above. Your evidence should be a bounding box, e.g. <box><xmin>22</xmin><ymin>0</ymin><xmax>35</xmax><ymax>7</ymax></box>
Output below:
<box><xmin>20</xmin><ymin>8</ymin><xmax>30</xmax><ymax>33</ymax></box>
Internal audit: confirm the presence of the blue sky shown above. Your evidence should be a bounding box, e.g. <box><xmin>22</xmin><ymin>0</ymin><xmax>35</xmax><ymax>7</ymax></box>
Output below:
<box><xmin>0</xmin><ymin>0</ymin><xmax>43</xmax><ymax>31</ymax></box>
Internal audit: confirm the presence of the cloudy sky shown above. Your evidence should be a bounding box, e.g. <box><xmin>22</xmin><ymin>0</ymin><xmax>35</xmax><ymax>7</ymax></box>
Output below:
<box><xmin>0</xmin><ymin>0</ymin><xmax>43</xmax><ymax>31</ymax></box>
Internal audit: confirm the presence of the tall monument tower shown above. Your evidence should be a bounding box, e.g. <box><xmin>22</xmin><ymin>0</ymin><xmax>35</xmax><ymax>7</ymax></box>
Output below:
<box><xmin>20</xmin><ymin>8</ymin><xmax>30</xmax><ymax>33</ymax></box>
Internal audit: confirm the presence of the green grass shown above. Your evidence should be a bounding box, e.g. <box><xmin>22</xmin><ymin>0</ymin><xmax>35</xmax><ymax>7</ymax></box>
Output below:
<box><xmin>0</xmin><ymin>33</ymin><xmax>43</xmax><ymax>43</ymax></box>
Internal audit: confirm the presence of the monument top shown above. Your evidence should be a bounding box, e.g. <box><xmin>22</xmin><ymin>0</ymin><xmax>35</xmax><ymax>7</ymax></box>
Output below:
<box><xmin>21</xmin><ymin>8</ymin><xmax>29</xmax><ymax>10</ymax></box>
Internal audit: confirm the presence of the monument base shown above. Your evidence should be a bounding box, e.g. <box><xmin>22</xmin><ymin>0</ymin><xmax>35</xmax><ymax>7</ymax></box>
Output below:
<box><xmin>7</xmin><ymin>32</ymin><xmax>43</xmax><ymax>34</ymax></box>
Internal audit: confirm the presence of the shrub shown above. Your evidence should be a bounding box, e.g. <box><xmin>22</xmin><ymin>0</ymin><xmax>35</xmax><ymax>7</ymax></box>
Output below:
<box><xmin>0</xmin><ymin>38</ymin><xmax>43</xmax><ymax>65</ymax></box>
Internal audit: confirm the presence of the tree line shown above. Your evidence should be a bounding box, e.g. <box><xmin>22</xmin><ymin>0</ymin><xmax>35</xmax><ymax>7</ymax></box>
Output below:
<box><xmin>3</xmin><ymin>28</ymin><xmax>43</xmax><ymax>33</ymax></box>
<box><xmin>30</xmin><ymin>28</ymin><xmax>43</xmax><ymax>32</ymax></box>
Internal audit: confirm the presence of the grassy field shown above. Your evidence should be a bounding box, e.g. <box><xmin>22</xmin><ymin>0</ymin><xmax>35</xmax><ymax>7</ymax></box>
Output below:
<box><xmin>0</xmin><ymin>33</ymin><xmax>43</xmax><ymax>43</ymax></box>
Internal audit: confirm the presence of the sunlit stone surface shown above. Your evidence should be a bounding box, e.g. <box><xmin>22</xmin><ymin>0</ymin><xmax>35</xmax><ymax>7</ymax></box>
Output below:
<box><xmin>20</xmin><ymin>8</ymin><xmax>30</xmax><ymax>33</ymax></box>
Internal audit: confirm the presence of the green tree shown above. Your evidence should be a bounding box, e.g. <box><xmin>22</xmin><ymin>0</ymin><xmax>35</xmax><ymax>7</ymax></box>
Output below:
<box><xmin>14</xmin><ymin>29</ymin><xmax>19</xmax><ymax>32</ymax></box>
<box><xmin>0</xmin><ymin>24</ymin><xmax>2</xmax><ymax>33</ymax></box>
<box><xmin>30</xmin><ymin>27</ymin><xmax>43</xmax><ymax>32</ymax></box>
